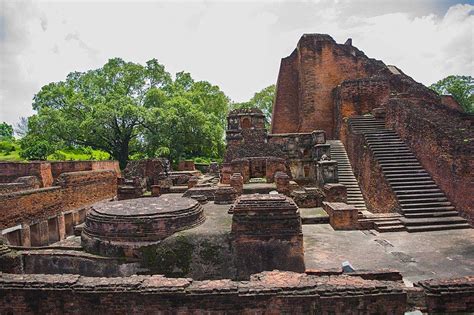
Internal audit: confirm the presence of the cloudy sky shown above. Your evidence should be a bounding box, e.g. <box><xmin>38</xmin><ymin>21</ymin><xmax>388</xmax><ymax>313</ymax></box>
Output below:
<box><xmin>1</xmin><ymin>0</ymin><xmax>473</xmax><ymax>126</ymax></box>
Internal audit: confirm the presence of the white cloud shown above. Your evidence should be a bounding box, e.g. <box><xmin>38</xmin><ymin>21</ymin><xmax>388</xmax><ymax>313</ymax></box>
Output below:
<box><xmin>0</xmin><ymin>0</ymin><xmax>472</xmax><ymax>126</ymax></box>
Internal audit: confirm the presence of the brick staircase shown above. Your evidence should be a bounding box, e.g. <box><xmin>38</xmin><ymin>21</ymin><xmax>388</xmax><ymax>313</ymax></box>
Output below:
<box><xmin>327</xmin><ymin>140</ymin><xmax>367</xmax><ymax>213</ymax></box>
<box><xmin>348</xmin><ymin>116</ymin><xmax>470</xmax><ymax>232</ymax></box>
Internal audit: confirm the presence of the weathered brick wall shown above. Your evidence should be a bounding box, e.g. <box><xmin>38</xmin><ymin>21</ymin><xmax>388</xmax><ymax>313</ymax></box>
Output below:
<box><xmin>0</xmin><ymin>170</ymin><xmax>117</xmax><ymax>230</ymax></box>
<box><xmin>0</xmin><ymin>187</ymin><xmax>62</xmax><ymax>229</ymax></box>
<box><xmin>0</xmin><ymin>176</ymin><xmax>41</xmax><ymax>194</ymax></box>
<box><xmin>56</xmin><ymin>170</ymin><xmax>117</xmax><ymax>211</ymax></box>
<box><xmin>333</xmin><ymin>78</ymin><xmax>391</xmax><ymax>138</ymax></box>
<box><xmin>342</xmin><ymin>124</ymin><xmax>398</xmax><ymax>213</ymax></box>
<box><xmin>0</xmin><ymin>162</ymin><xmax>53</xmax><ymax>187</ymax></box>
<box><xmin>272</xmin><ymin>34</ymin><xmax>388</xmax><ymax>138</ymax></box>
<box><xmin>386</xmin><ymin>99</ymin><xmax>474</xmax><ymax>222</ymax></box>
<box><xmin>0</xmin><ymin>271</ymin><xmax>408</xmax><ymax>314</ymax></box>
<box><xmin>50</xmin><ymin>161</ymin><xmax>120</xmax><ymax>180</ymax></box>
<box><xmin>0</xmin><ymin>161</ymin><xmax>119</xmax><ymax>188</ymax></box>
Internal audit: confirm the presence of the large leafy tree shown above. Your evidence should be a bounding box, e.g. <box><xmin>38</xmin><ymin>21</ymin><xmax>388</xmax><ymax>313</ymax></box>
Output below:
<box><xmin>430</xmin><ymin>75</ymin><xmax>473</xmax><ymax>113</ymax></box>
<box><xmin>27</xmin><ymin>58</ymin><xmax>229</xmax><ymax>167</ymax></box>
<box><xmin>143</xmin><ymin>72</ymin><xmax>228</xmax><ymax>162</ymax></box>
<box><xmin>231</xmin><ymin>85</ymin><xmax>275</xmax><ymax>127</ymax></box>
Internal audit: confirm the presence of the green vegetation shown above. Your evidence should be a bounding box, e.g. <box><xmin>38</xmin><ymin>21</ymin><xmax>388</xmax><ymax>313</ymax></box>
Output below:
<box><xmin>231</xmin><ymin>84</ymin><xmax>275</xmax><ymax>127</ymax></box>
<box><xmin>430</xmin><ymin>75</ymin><xmax>474</xmax><ymax>113</ymax></box>
<box><xmin>0</xmin><ymin>122</ymin><xmax>14</xmax><ymax>140</ymax></box>
<box><xmin>25</xmin><ymin>58</ymin><xmax>230</xmax><ymax>168</ymax></box>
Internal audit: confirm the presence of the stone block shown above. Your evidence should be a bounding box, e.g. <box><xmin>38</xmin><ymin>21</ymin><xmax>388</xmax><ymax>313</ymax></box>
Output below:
<box><xmin>323</xmin><ymin>202</ymin><xmax>358</xmax><ymax>230</ymax></box>
<box><xmin>187</xmin><ymin>176</ymin><xmax>199</xmax><ymax>189</ymax></box>
<box><xmin>214</xmin><ymin>186</ymin><xmax>237</xmax><ymax>205</ymax></box>
<box><xmin>275</xmin><ymin>171</ymin><xmax>290</xmax><ymax>195</ymax></box>
<box><xmin>311</xmin><ymin>130</ymin><xmax>326</xmax><ymax>144</ymax></box>
<box><xmin>317</xmin><ymin>160</ymin><xmax>338</xmax><ymax>186</ymax></box>
<box><xmin>229</xmin><ymin>173</ymin><xmax>243</xmax><ymax>195</ymax></box>
<box><xmin>323</xmin><ymin>183</ymin><xmax>347</xmax><ymax>203</ymax></box>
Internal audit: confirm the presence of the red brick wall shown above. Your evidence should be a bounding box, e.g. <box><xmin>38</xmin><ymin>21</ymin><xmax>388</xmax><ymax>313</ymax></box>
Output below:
<box><xmin>0</xmin><ymin>162</ymin><xmax>53</xmax><ymax>187</ymax></box>
<box><xmin>0</xmin><ymin>170</ymin><xmax>117</xmax><ymax>229</ymax></box>
<box><xmin>0</xmin><ymin>187</ymin><xmax>62</xmax><ymax>229</ymax></box>
<box><xmin>342</xmin><ymin>124</ymin><xmax>398</xmax><ymax>213</ymax></box>
<box><xmin>334</xmin><ymin>78</ymin><xmax>391</xmax><ymax>138</ymax></box>
<box><xmin>0</xmin><ymin>161</ymin><xmax>119</xmax><ymax>188</ymax></box>
<box><xmin>272</xmin><ymin>34</ymin><xmax>387</xmax><ymax>138</ymax></box>
<box><xmin>50</xmin><ymin>161</ymin><xmax>120</xmax><ymax>180</ymax></box>
<box><xmin>385</xmin><ymin>99</ymin><xmax>474</xmax><ymax>222</ymax></box>
<box><xmin>0</xmin><ymin>271</ymin><xmax>408</xmax><ymax>314</ymax></box>
<box><xmin>56</xmin><ymin>170</ymin><xmax>117</xmax><ymax>211</ymax></box>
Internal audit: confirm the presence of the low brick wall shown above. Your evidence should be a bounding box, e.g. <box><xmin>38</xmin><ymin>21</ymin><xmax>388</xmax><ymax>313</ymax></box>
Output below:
<box><xmin>0</xmin><ymin>187</ymin><xmax>62</xmax><ymax>230</ymax></box>
<box><xmin>0</xmin><ymin>162</ymin><xmax>53</xmax><ymax>187</ymax></box>
<box><xmin>0</xmin><ymin>271</ymin><xmax>408</xmax><ymax>313</ymax></box>
<box><xmin>56</xmin><ymin>170</ymin><xmax>117</xmax><ymax>211</ymax></box>
<box><xmin>0</xmin><ymin>161</ymin><xmax>120</xmax><ymax>188</ymax></box>
<box><xmin>50</xmin><ymin>160</ymin><xmax>121</xmax><ymax>180</ymax></box>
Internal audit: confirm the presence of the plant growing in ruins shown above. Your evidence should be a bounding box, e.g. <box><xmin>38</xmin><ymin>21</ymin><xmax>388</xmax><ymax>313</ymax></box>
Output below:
<box><xmin>430</xmin><ymin>75</ymin><xmax>474</xmax><ymax>113</ymax></box>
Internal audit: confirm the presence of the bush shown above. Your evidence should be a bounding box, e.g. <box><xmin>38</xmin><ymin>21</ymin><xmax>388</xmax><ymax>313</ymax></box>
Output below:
<box><xmin>0</xmin><ymin>140</ymin><xmax>16</xmax><ymax>155</ymax></box>
<box><xmin>19</xmin><ymin>136</ymin><xmax>56</xmax><ymax>160</ymax></box>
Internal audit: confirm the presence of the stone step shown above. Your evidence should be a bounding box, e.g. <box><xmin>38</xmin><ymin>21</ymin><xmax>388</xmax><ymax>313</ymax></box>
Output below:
<box><xmin>397</xmin><ymin>192</ymin><xmax>445</xmax><ymax>199</ymax></box>
<box><xmin>401</xmin><ymin>216</ymin><xmax>467</xmax><ymax>226</ymax></box>
<box><xmin>399</xmin><ymin>197</ymin><xmax>448</xmax><ymax>204</ymax></box>
<box><xmin>405</xmin><ymin>223</ymin><xmax>471</xmax><ymax>233</ymax></box>
<box><xmin>390</xmin><ymin>181</ymin><xmax>436</xmax><ymax>186</ymax></box>
<box><xmin>387</xmin><ymin>177</ymin><xmax>433</xmax><ymax>183</ymax></box>
<box><xmin>374</xmin><ymin>153</ymin><xmax>416</xmax><ymax>158</ymax></box>
<box><xmin>392</xmin><ymin>184</ymin><xmax>439</xmax><ymax>190</ymax></box>
<box><xmin>385</xmin><ymin>172</ymin><xmax>430</xmax><ymax>178</ymax></box>
<box><xmin>376</xmin><ymin>225</ymin><xmax>406</xmax><ymax>232</ymax></box>
<box><xmin>403</xmin><ymin>211</ymin><xmax>460</xmax><ymax>218</ymax></box>
<box><xmin>401</xmin><ymin>206</ymin><xmax>455</xmax><ymax>213</ymax></box>
<box><xmin>401</xmin><ymin>202</ymin><xmax>452</xmax><ymax>209</ymax></box>
<box><xmin>380</xmin><ymin>164</ymin><xmax>422</xmax><ymax>168</ymax></box>
<box><xmin>374</xmin><ymin>220</ymin><xmax>402</xmax><ymax>227</ymax></box>
<box><xmin>395</xmin><ymin>189</ymin><xmax>443</xmax><ymax>195</ymax></box>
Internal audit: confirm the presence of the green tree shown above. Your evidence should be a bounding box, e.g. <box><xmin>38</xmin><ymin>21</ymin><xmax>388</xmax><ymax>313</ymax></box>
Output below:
<box><xmin>0</xmin><ymin>122</ymin><xmax>14</xmax><ymax>140</ymax></box>
<box><xmin>143</xmin><ymin>72</ymin><xmax>228</xmax><ymax>162</ymax></box>
<box><xmin>27</xmin><ymin>58</ymin><xmax>229</xmax><ymax>167</ymax></box>
<box><xmin>30</xmin><ymin>58</ymin><xmax>171</xmax><ymax>168</ymax></box>
<box><xmin>231</xmin><ymin>84</ymin><xmax>275</xmax><ymax>126</ymax></box>
<box><xmin>430</xmin><ymin>75</ymin><xmax>474</xmax><ymax>113</ymax></box>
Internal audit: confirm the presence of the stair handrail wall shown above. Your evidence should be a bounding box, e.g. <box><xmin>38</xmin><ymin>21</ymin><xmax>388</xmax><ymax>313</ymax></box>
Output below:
<box><xmin>385</xmin><ymin>98</ymin><xmax>474</xmax><ymax>224</ymax></box>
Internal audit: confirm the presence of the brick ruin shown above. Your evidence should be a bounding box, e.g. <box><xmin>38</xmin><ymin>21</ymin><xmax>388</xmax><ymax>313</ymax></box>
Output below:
<box><xmin>0</xmin><ymin>33</ymin><xmax>473</xmax><ymax>313</ymax></box>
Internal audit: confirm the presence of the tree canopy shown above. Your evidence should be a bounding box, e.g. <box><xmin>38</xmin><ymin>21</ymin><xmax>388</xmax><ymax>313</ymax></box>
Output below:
<box><xmin>231</xmin><ymin>85</ymin><xmax>275</xmax><ymax>127</ymax></box>
<box><xmin>26</xmin><ymin>58</ymin><xmax>229</xmax><ymax>168</ymax></box>
<box><xmin>430</xmin><ymin>75</ymin><xmax>473</xmax><ymax>113</ymax></box>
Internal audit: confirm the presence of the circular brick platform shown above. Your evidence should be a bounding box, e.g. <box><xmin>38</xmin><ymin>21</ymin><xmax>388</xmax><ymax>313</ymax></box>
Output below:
<box><xmin>81</xmin><ymin>195</ymin><xmax>205</xmax><ymax>257</ymax></box>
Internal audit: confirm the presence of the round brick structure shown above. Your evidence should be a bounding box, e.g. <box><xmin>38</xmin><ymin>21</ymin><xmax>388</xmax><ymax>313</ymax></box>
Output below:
<box><xmin>81</xmin><ymin>195</ymin><xmax>205</xmax><ymax>257</ymax></box>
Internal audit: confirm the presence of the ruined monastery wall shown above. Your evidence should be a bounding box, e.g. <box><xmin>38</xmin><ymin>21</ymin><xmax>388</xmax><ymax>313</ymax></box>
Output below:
<box><xmin>272</xmin><ymin>34</ymin><xmax>387</xmax><ymax>138</ymax></box>
<box><xmin>386</xmin><ymin>99</ymin><xmax>474</xmax><ymax>222</ymax></box>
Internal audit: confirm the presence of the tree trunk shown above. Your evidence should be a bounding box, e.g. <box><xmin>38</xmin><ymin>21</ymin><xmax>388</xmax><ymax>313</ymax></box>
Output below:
<box><xmin>116</xmin><ymin>141</ymin><xmax>129</xmax><ymax>170</ymax></box>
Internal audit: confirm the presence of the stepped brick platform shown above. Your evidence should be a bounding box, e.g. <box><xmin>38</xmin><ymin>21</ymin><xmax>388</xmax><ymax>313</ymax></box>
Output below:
<box><xmin>81</xmin><ymin>195</ymin><xmax>205</xmax><ymax>257</ymax></box>
<box><xmin>231</xmin><ymin>194</ymin><xmax>305</xmax><ymax>279</ymax></box>
<box><xmin>348</xmin><ymin>116</ymin><xmax>471</xmax><ymax>232</ymax></box>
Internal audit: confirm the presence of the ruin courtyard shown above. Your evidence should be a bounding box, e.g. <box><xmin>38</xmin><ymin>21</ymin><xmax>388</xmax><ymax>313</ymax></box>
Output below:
<box><xmin>0</xmin><ymin>33</ymin><xmax>473</xmax><ymax>313</ymax></box>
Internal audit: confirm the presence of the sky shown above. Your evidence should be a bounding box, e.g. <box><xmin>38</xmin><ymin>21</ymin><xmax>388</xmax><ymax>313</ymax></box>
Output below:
<box><xmin>1</xmin><ymin>0</ymin><xmax>473</xmax><ymax>126</ymax></box>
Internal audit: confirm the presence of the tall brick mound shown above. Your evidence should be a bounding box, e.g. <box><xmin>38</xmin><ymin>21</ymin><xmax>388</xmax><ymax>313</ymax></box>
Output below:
<box><xmin>231</xmin><ymin>194</ymin><xmax>305</xmax><ymax>279</ymax></box>
<box><xmin>81</xmin><ymin>195</ymin><xmax>205</xmax><ymax>257</ymax></box>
